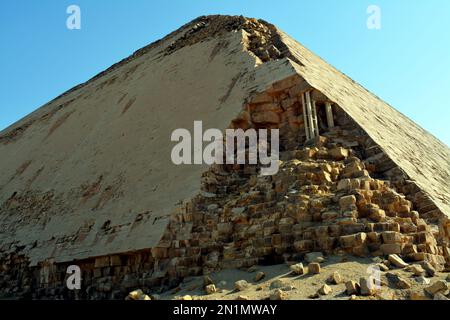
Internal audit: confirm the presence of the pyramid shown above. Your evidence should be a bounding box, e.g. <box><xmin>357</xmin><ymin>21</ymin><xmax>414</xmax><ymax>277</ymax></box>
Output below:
<box><xmin>0</xmin><ymin>15</ymin><xmax>449</xmax><ymax>299</ymax></box>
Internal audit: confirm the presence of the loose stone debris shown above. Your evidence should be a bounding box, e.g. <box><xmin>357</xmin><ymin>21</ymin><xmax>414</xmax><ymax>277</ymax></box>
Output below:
<box><xmin>235</xmin><ymin>280</ymin><xmax>250</xmax><ymax>292</ymax></box>
<box><xmin>318</xmin><ymin>284</ymin><xmax>332</xmax><ymax>295</ymax></box>
<box><xmin>308</xmin><ymin>263</ymin><xmax>321</xmax><ymax>275</ymax></box>
<box><xmin>290</xmin><ymin>263</ymin><xmax>305</xmax><ymax>275</ymax></box>
<box><xmin>328</xmin><ymin>271</ymin><xmax>343</xmax><ymax>284</ymax></box>
<box><xmin>255</xmin><ymin>271</ymin><xmax>266</xmax><ymax>282</ymax></box>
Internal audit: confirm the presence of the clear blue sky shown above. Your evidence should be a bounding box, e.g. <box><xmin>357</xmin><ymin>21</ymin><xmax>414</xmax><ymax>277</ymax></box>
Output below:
<box><xmin>1</xmin><ymin>0</ymin><xmax>449</xmax><ymax>146</ymax></box>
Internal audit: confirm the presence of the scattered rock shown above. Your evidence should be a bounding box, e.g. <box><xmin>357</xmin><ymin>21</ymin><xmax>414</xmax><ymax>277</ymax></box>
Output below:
<box><xmin>255</xmin><ymin>271</ymin><xmax>266</xmax><ymax>282</ymax></box>
<box><xmin>270</xmin><ymin>279</ymin><xmax>285</xmax><ymax>289</ymax></box>
<box><xmin>408</xmin><ymin>264</ymin><xmax>426</xmax><ymax>276</ymax></box>
<box><xmin>433</xmin><ymin>293</ymin><xmax>449</xmax><ymax>300</ymax></box>
<box><xmin>329</xmin><ymin>271</ymin><xmax>343</xmax><ymax>284</ymax></box>
<box><xmin>376</xmin><ymin>263</ymin><xmax>389</xmax><ymax>272</ymax></box>
<box><xmin>205</xmin><ymin>284</ymin><xmax>217</xmax><ymax>295</ymax></box>
<box><xmin>319</xmin><ymin>284</ymin><xmax>332</xmax><ymax>295</ymax></box>
<box><xmin>290</xmin><ymin>263</ymin><xmax>305</xmax><ymax>275</ymax></box>
<box><xmin>359</xmin><ymin>277</ymin><xmax>378</xmax><ymax>296</ymax></box>
<box><xmin>234</xmin><ymin>280</ymin><xmax>250</xmax><ymax>291</ymax></box>
<box><xmin>308</xmin><ymin>262</ymin><xmax>321</xmax><ymax>274</ymax></box>
<box><xmin>409</xmin><ymin>290</ymin><xmax>429</xmax><ymax>300</ymax></box>
<box><xmin>305</xmin><ymin>252</ymin><xmax>325</xmax><ymax>263</ymax></box>
<box><xmin>127</xmin><ymin>289</ymin><xmax>145</xmax><ymax>300</ymax></box>
<box><xmin>396</xmin><ymin>278</ymin><xmax>412</xmax><ymax>289</ymax></box>
<box><xmin>308</xmin><ymin>292</ymin><xmax>320</xmax><ymax>299</ymax></box>
<box><xmin>375</xmin><ymin>290</ymin><xmax>395</xmax><ymax>300</ymax></box>
<box><xmin>386</xmin><ymin>273</ymin><xmax>411</xmax><ymax>289</ymax></box>
<box><xmin>282</xmin><ymin>285</ymin><xmax>296</xmax><ymax>291</ymax></box>
<box><xmin>329</xmin><ymin>147</ymin><xmax>349</xmax><ymax>160</ymax></box>
<box><xmin>270</xmin><ymin>289</ymin><xmax>287</xmax><ymax>300</ymax></box>
<box><xmin>420</xmin><ymin>261</ymin><xmax>436</xmax><ymax>277</ymax></box>
<box><xmin>415</xmin><ymin>276</ymin><xmax>431</xmax><ymax>285</ymax></box>
<box><xmin>237</xmin><ymin>295</ymin><xmax>249</xmax><ymax>300</ymax></box>
<box><xmin>388</xmin><ymin>254</ymin><xmax>408</xmax><ymax>268</ymax></box>
<box><xmin>345</xmin><ymin>281</ymin><xmax>360</xmax><ymax>295</ymax></box>
<box><xmin>180</xmin><ymin>295</ymin><xmax>193</xmax><ymax>300</ymax></box>
<box><xmin>425</xmin><ymin>280</ymin><xmax>448</xmax><ymax>296</ymax></box>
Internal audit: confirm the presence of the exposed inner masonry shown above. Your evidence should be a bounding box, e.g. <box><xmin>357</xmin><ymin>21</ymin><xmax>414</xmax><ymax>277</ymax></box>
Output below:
<box><xmin>1</xmin><ymin>74</ymin><xmax>448</xmax><ymax>300</ymax></box>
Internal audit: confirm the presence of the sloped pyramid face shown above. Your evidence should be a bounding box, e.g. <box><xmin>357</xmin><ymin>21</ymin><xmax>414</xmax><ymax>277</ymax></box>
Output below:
<box><xmin>0</xmin><ymin>15</ymin><xmax>449</xmax><ymax>299</ymax></box>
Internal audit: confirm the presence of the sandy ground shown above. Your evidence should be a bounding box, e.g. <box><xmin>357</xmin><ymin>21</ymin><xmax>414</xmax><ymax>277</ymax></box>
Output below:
<box><xmin>160</xmin><ymin>256</ymin><xmax>449</xmax><ymax>300</ymax></box>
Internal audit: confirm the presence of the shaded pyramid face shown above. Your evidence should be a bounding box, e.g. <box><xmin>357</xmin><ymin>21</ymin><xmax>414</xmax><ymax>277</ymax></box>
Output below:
<box><xmin>0</xmin><ymin>15</ymin><xmax>449</xmax><ymax>299</ymax></box>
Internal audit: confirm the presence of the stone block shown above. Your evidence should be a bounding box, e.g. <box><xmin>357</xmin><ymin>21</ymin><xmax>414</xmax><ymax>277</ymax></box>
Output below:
<box><xmin>110</xmin><ymin>255</ymin><xmax>122</xmax><ymax>267</ymax></box>
<box><xmin>329</xmin><ymin>271</ymin><xmax>343</xmax><ymax>284</ymax></box>
<box><xmin>380</xmin><ymin>244</ymin><xmax>402</xmax><ymax>255</ymax></box>
<box><xmin>381</xmin><ymin>231</ymin><xmax>403</xmax><ymax>244</ymax></box>
<box><xmin>94</xmin><ymin>257</ymin><xmax>110</xmax><ymax>268</ymax></box>
<box><xmin>250</xmin><ymin>92</ymin><xmax>273</xmax><ymax>104</ymax></box>
<box><xmin>308</xmin><ymin>262</ymin><xmax>321</xmax><ymax>274</ymax></box>
<box><xmin>234</xmin><ymin>280</ymin><xmax>250</xmax><ymax>291</ymax></box>
<box><xmin>425</xmin><ymin>280</ymin><xmax>448</xmax><ymax>296</ymax></box>
<box><xmin>359</xmin><ymin>277</ymin><xmax>378</xmax><ymax>296</ymax></box>
<box><xmin>294</xmin><ymin>240</ymin><xmax>313</xmax><ymax>252</ymax></box>
<box><xmin>270</xmin><ymin>289</ymin><xmax>287</xmax><ymax>300</ymax></box>
<box><xmin>388</xmin><ymin>254</ymin><xmax>408</xmax><ymax>268</ymax></box>
<box><xmin>345</xmin><ymin>281</ymin><xmax>360</xmax><ymax>295</ymax></box>
<box><xmin>339</xmin><ymin>195</ymin><xmax>356</xmax><ymax>210</ymax></box>
<box><xmin>321</xmin><ymin>211</ymin><xmax>338</xmax><ymax>221</ymax></box>
<box><xmin>319</xmin><ymin>284</ymin><xmax>332</xmax><ymax>295</ymax></box>
<box><xmin>386</xmin><ymin>272</ymin><xmax>411</xmax><ymax>289</ymax></box>
<box><xmin>340</xmin><ymin>232</ymin><xmax>366</xmax><ymax>248</ymax></box>
<box><xmin>205</xmin><ymin>284</ymin><xmax>217</xmax><ymax>295</ymax></box>
<box><xmin>252</xmin><ymin>111</ymin><xmax>280</xmax><ymax>124</ymax></box>
<box><xmin>290</xmin><ymin>263</ymin><xmax>305</xmax><ymax>275</ymax></box>
<box><xmin>329</xmin><ymin>147</ymin><xmax>349</xmax><ymax>160</ymax></box>
<box><xmin>255</xmin><ymin>271</ymin><xmax>266</xmax><ymax>281</ymax></box>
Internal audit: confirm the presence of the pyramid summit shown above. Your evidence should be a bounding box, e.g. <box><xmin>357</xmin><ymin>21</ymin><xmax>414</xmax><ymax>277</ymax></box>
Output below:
<box><xmin>0</xmin><ymin>15</ymin><xmax>449</xmax><ymax>300</ymax></box>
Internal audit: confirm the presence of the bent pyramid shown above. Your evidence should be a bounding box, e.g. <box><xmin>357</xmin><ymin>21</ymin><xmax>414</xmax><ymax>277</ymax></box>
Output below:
<box><xmin>0</xmin><ymin>15</ymin><xmax>449</xmax><ymax>299</ymax></box>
